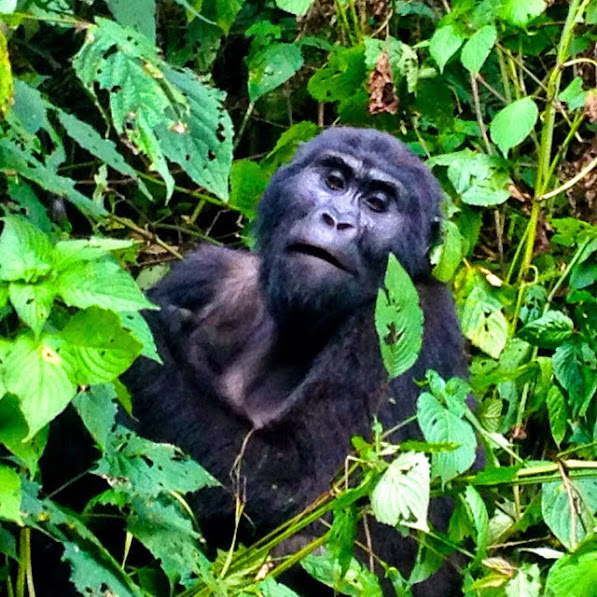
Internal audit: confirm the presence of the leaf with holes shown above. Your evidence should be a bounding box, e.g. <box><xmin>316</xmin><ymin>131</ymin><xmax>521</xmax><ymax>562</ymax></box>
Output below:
<box><xmin>375</xmin><ymin>255</ymin><xmax>423</xmax><ymax>378</ymax></box>
<box><xmin>8</xmin><ymin>281</ymin><xmax>55</xmax><ymax>336</ymax></box>
<box><xmin>371</xmin><ymin>452</ymin><xmax>430</xmax><ymax>531</ymax></box>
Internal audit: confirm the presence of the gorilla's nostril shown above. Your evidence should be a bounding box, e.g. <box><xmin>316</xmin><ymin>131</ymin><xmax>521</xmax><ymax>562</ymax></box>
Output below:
<box><xmin>321</xmin><ymin>212</ymin><xmax>335</xmax><ymax>227</ymax></box>
<box><xmin>337</xmin><ymin>222</ymin><xmax>354</xmax><ymax>231</ymax></box>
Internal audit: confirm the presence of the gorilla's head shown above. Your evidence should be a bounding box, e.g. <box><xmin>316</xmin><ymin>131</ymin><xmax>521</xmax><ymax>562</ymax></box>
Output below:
<box><xmin>256</xmin><ymin>127</ymin><xmax>443</xmax><ymax>334</ymax></box>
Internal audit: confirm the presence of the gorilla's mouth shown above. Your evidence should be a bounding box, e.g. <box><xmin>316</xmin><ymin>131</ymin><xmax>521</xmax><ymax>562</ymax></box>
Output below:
<box><xmin>287</xmin><ymin>243</ymin><xmax>354</xmax><ymax>274</ymax></box>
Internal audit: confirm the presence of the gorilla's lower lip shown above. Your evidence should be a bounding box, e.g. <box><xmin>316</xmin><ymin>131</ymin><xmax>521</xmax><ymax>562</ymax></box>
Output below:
<box><xmin>287</xmin><ymin>243</ymin><xmax>353</xmax><ymax>274</ymax></box>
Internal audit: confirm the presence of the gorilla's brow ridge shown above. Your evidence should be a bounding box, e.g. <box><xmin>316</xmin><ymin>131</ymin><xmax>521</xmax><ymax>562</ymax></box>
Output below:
<box><xmin>317</xmin><ymin>151</ymin><xmax>402</xmax><ymax>194</ymax></box>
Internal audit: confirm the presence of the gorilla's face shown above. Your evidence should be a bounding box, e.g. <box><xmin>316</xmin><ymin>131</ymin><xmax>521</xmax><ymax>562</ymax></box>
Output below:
<box><xmin>257</xmin><ymin>127</ymin><xmax>442</xmax><ymax>333</ymax></box>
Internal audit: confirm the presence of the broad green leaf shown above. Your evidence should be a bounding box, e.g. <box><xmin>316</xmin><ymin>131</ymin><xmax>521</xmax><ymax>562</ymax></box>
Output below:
<box><xmin>559</xmin><ymin>77</ymin><xmax>588</xmax><ymax>111</ymax></box>
<box><xmin>302</xmin><ymin>550</ymin><xmax>383</xmax><ymax>597</ymax></box>
<box><xmin>56</xmin><ymin>110</ymin><xmax>150</xmax><ymax>199</ymax></box>
<box><xmin>105</xmin><ymin>0</ymin><xmax>156</xmax><ymax>42</ymax></box>
<box><xmin>275</xmin><ymin>0</ymin><xmax>312</xmax><ymax>15</ymax></box>
<box><xmin>248</xmin><ymin>43</ymin><xmax>304</xmax><ymax>103</ymax></box>
<box><xmin>463</xmin><ymin>486</ymin><xmax>488</xmax><ymax>560</ymax></box>
<box><xmin>429</xmin><ymin>150</ymin><xmax>511</xmax><ymax>207</ymax></box>
<box><xmin>546</xmin><ymin>547</ymin><xmax>597</xmax><ymax>597</ymax></box>
<box><xmin>0</xmin><ymin>395</ymin><xmax>48</xmax><ymax>475</ymax></box>
<box><xmin>504</xmin><ymin>563</ymin><xmax>541</xmax><ymax>597</ymax></box>
<box><xmin>54</xmin><ymin>237</ymin><xmax>136</xmax><ymax>269</ymax></box>
<box><xmin>546</xmin><ymin>386</ymin><xmax>568</xmax><ymax>447</ymax></box>
<box><xmin>8</xmin><ymin>281</ymin><xmax>55</xmax><ymax>336</ymax></box>
<box><xmin>261</xmin><ymin>121</ymin><xmax>319</xmax><ymax>173</ymax></box>
<box><xmin>119</xmin><ymin>311</ymin><xmax>161</xmax><ymax>363</ymax></box>
<box><xmin>552</xmin><ymin>340</ymin><xmax>597</xmax><ymax>417</ymax></box>
<box><xmin>248</xmin><ymin>578</ymin><xmax>301</xmax><ymax>597</ymax></box>
<box><xmin>431</xmin><ymin>220</ymin><xmax>463</xmax><ymax>282</ymax></box>
<box><xmin>459</xmin><ymin>284</ymin><xmax>508</xmax><ymax>359</ymax></box>
<box><xmin>0</xmin><ymin>465</ymin><xmax>22</xmax><ymax>524</ymax></box>
<box><xmin>417</xmin><ymin>392</ymin><xmax>476</xmax><ymax>485</ymax></box>
<box><xmin>156</xmin><ymin>67</ymin><xmax>233</xmax><ymax>201</ymax></box>
<box><xmin>3</xmin><ymin>334</ymin><xmax>76</xmax><ymax>439</ymax></box>
<box><xmin>21</xmin><ymin>481</ymin><xmax>142</xmax><ymax>597</ymax></box>
<box><xmin>461</xmin><ymin>25</ymin><xmax>497</xmax><ymax>74</ymax></box>
<box><xmin>375</xmin><ymin>254</ymin><xmax>423</xmax><ymax>378</ymax></box>
<box><xmin>307</xmin><ymin>46</ymin><xmax>366</xmax><ymax>102</ymax></box>
<box><xmin>328</xmin><ymin>507</ymin><xmax>357</xmax><ymax>580</ymax></box>
<box><xmin>73</xmin><ymin>385</ymin><xmax>118</xmax><ymax>451</ymax></box>
<box><xmin>371</xmin><ymin>452</ymin><xmax>430</xmax><ymax>531</ymax></box>
<box><xmin>127</xmin><ymin>496</ymin><xmax>203</xmax><ymax>583</ymax></box>
<box><xmin>499</xmin><ymin>0</ymin><xmax>546</xmax><ymax>27</ymax></box>
<box><xmin>201</xmin><ymin>0</ymin><xmax>242</xmax><ymax>33</ymax></box>
<box><xmin>95</xmin><ymin>426</ymin><xmax>219</xmax><ymax>497</ymax></box>
<box><xmin>542</xmin><ymin>478</ymin><xmax>597</xmax><ymax>549</ymax></box>
<box><xmin>57</xmin><ymin>259</ymin><xmax>156</xmax><ymax>312</ymax></box>
<box><xmin>0</xmin><ymin>139</ymin><xmax>105</xmax><ymax>217</ymax></box>
<box><xmin>7</xmin><ymin>179</ymin><xmax>54</xmax><ymax>234</ymax></box>
<box><xmin>74</xmin><ymin>19</ymin><xmax>233</xmax><ymax>201</ymax></box>
<box><xmin>429</xmin><ymin>25</ymin><xmax>465</xmax><ymax>72</ymax></box>
<box><xmin>61</xmin><ymin>308</ymin><xmax>143</xmax><ymax>385</ymax></box>
<box><xmin>518</xmin><ymin>310</ymin><xmax>574</xmax><ymax>349</ymax></box>
<box><xmin>229</xmin><ymin>160</ymin><xmax>269</xmax><ymax>219</ymax></box>
<box><xmin>0</xmin><ymin>216</ymin><xmax>53</xmax><ymax>283</ymax></box>
<box><xmin>490</xmin><ymin>97</ymin><xmax>538</xmax><ymax>155</ymax></box>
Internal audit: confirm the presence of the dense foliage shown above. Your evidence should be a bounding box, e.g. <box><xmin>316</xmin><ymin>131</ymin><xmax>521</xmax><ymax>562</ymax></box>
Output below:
<box><xmin>1</xmin><ymin>0</ymin><xmax>597</xmax><ymax>595</ymax></box>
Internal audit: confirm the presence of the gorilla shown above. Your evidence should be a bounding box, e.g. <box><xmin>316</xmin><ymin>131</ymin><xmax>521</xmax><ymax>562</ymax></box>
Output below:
<box><xmin>123</xmin><ymin>127</ymin><xmax>468</xmax><ymax>595</ymax></box>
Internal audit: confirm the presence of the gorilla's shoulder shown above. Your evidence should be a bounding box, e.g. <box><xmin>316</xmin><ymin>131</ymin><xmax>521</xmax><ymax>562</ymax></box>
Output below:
<box><xmin>149</xmin><ymin>244</ymin><xmax>261</xmax><ymax>313</ymax></box>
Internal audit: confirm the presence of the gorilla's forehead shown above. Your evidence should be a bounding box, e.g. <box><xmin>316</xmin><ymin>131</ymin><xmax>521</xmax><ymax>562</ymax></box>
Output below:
<box><xmin>295</xmin><ymin>127</ymin><xmax>426</xmax><ymax>181</ymax></box>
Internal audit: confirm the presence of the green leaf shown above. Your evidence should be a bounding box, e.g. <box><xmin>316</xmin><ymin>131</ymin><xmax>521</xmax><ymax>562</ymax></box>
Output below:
<box><xmin>0</xmin><ymin>465</ymin><xmax>22</xmax><ymax>524</ymax></box>
<box><xmin>56</xmin><ymin>110</ymin><xmax>150</xmax><ymax>199</ymax></box>
<box><xmin>57</xmin><ymin>259</ymin><xmax>156</xmax><ymax>312</ymax></box>
<box><xmin>105</xmin><ymin>0</ymin><xmax>156</xmax><ymax>42</ymax></box>
<box><xmin>302</xmin><ymin>550</ymin><xmax>383</xmax><ymax>597</ymax></box>
<box><xmin>552</xmin><ymin>340</ymin><xmax>597</xmax><ymax>417</ymax></box>
<box><xmin>261</xmin><ymin>121</ymin><xmax>319</xmax><ymax>174</ymax></box>
<box><xmin>371</xmin><ymin>452</ymin><xmax>430</xmax><ymax>531</ymax></box>
<box><xmin>559</xmin><ymin>77</ymin><xmax>588</xmax><ymax>111</ymax></box>
<box><xmin>518</xmin><ymin>310</ymin><xmax>574</xmax><ymax>349</ymax></box>
<box><xmin>375</xmin><ymin>254</ymin><xmax>424</xmax><ymax>378</ymax></box>
<box><xmin>127</xmin><ymin>496</ymin><xmax>203</xmax><ymax>583</ymax></box>
<box><xmin>54</xmin><ymin>237</ymin><xmax>136</xmax><ymax>269</ymax></box>
<box><xmin>0</xmin><ymin>139</ymin><xmax>106</xmax><ymax>217</ymax></box>
<box><xmin>95</xmin><ymin>426</ymin><xmax>219</xmax><ymax>497</ymax></box>
<box><xmin>0</xmin><ymin>216</ymin><xmax>53</xmax><ymax>283</ymax></box>
<box><xmin>463</xmin><ymin>486</ymin><xmax>488</xmax><ymax>561</ymax></box>
<box><xmin>542</xmin><ymin>478</ymin><xmax>597</xmax><ymax>550</ymax></box>
<box><xmin>119</xmin><ymin>311</ymin><xmax>161</xmax><ymax>363</ymax></box>
<box><xmin>307</xmin><ymin>46</ymin><xmax>366</xmax><ymax>102</ymax></box>
<box><xmin>546</xmin><ymin>386</ymin><xmax>568</xmax><ymax>447</ymax></box>
<box><xmin>504</xmin><ymin>563</ymin><xmax>541</xmax><ymax>597</ymax></box>
<box><xmin>499</xmin><ymin>0</ymin><xmax>546</xmax><ymax>27</ymax></box>
<box><xmin>73</xmin><ymin>19</ymin><xmax>233</xmax><ymax>201</ymax></box>
<box><xmin>21</xmin><ymin>481</ymin><xmax>143</xmax><ymax>596</ymax></box>
<box><xmin>73</xmin><ymin>385</ymin><xmax>118</xmax><ymax>451</ymax></box>
<box><xmin>0</xmin><ymin>394</ymin><xmax>48</xmax><ymax>475</ymax></box>
<box><xmin>431</xmin><ymin>220</ymin><xmax>463</xmax><ymax>282</ymax></box>
<box><xmin>229</xmin><ymin>159</ymin><xmax>269</xmax><ymax>219</ymax></box>
<box><xmin>8</xmin><ymin>281</ymin><xmax>55</xmax><ymax>336</ymax></box>
<box><xmin>417</xmin><ymin>392</ymin><xmax>477</xmax><ymax>485</ymax></box>
<box><xmin>248</xmin><ymin>43</ymin><xmax>303</xmax><ymax>103</ymax></box>
<box><xmin>61</xmin><ymin>308</ymin><xmax>143</xmax><ymax>385</ymax></box>
<box><xmin>546</xmin><ymin>547</ymin><xmax>597</xmax><ymax>597</ymax></box>
<box><xmin>461</xmin><ymin>25</ymin><xmax>496</xmax><ymax>74</ymax></box>
<box><xmin>429</xmin><ymin>25</ymin><xmax>465</xmax><ymax>72</ymax></box>
<box><xmin>275</xmin><ymin>0</ymin><xmax>312</xmax><ymax>15</ymax></box>
<box><xmin>429</xmin><ymin>150</ymin><xmax>511</xmax><ymax>207</ymax></box>
<box><xmin>3</xmin><ymin>334</ymin><xmax>76</xmax><ymax>439</ymax></box>
<box><xmin>328</xmin><ymin>507</ymin><xmax>357</xmax><ymax>580</ymax></box>
<box><xmin>459</xmin><ymin>284</ymin><xmax>508</xmax><ymax>359</ymax></box>
<box><xmin>490</xmin><ymin>97</ymin><xmax>538</xmax><ymax>155</ymax></box>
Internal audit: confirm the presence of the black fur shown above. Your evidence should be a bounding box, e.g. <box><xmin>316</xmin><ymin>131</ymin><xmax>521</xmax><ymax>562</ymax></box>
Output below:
<box><xmin>124</xmin><ymin>127</ymin><xmax>468</xmax><ymax>595</ymax></box>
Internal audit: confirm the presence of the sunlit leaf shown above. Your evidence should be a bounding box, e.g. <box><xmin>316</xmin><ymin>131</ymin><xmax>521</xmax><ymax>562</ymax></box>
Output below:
<box><xmin>490</xmin><ymin>97</ymin><xmax>538</xmax><ymax>155</ymax></box>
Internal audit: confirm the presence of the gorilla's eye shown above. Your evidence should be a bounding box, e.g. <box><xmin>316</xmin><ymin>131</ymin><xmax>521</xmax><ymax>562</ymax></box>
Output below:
<box><xmin>365</xmin><ymin>193</ymin><xmax>390</xmax><ymax>213</ymax></box>
<box><xmin>324</xmin><ymin>169</ymin><xmax>346</xmax><ymax>191</ymax></box>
